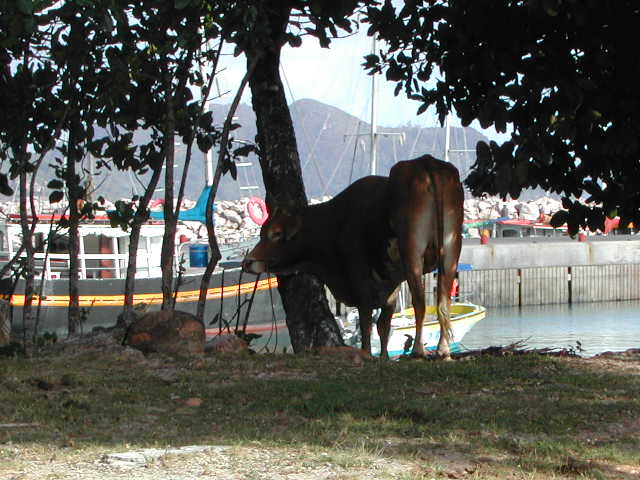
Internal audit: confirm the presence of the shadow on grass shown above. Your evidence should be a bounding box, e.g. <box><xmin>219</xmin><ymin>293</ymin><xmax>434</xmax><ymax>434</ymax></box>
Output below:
<box><xmin>1</xmin><ymin>350</ymin><xmax>639</xmax><ymax>477</ymax></box>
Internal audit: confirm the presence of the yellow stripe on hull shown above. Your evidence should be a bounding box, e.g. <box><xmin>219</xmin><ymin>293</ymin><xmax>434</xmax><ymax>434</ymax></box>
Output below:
<box><xmin>10</xmin><ymin>277</ymin><xmax>278</xmax><ymax>308</ymax></box>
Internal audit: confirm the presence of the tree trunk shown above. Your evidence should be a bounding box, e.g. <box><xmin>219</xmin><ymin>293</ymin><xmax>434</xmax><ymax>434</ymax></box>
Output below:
<box><xmin>160</xmin><ymin>84</ymin><xmax>177</xmax><ymax>310</ymax></box>
<box><xmin>66</xmin><ymin>117</ymin><xmax>82</xmax><ymax>335</ymax></box>
<box><xmin>160</xmin><ymin>49</ymin><xmax>195</xmax><ymax>310</ymax></box>
<box><xmin>122</xmin><ymin>166</ymin><xmax>163</xmax><ymax>324</ymax></box>
<box><xmin>18</xmin><ymin>169</ymin><xmax>35</xmax><ymax>341</ymax></box>
<box><xmin>244</xmin><ymin>2</ymin><xmax>344</xmax><ymax>352</ymax></box>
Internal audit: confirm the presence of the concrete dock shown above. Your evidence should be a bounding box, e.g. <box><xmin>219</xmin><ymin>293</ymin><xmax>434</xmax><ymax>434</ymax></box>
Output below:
<box><xmin>438</xmin><ymin>235</ymin><xmax>640</xmax><ymax>307</ymax></box>
<box><xmin>460</xmin><ymin>234</ymin><xmax>640</xmax><ymax>270</ymax></box>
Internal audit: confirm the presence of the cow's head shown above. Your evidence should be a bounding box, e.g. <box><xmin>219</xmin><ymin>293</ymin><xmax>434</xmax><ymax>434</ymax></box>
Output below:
<box><xmin>242</xmin><ymin>212</ymin><xmax>305</xmax><ymax>275</ymax></box>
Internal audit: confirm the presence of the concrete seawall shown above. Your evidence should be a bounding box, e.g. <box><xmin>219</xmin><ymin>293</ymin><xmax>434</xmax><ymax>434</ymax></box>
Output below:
<box><xmin>460</xmin><ymin>235</ymin><xmax>640</xmax><ymax>270</ymax></box>
<box><xmin>446</xmin><ymin>235</ymin><xmax>640</xmax><ymax>307</ymax></box>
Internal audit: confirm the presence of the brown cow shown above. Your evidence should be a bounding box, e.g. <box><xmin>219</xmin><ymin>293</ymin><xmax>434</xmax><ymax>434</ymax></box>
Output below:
<box><xmin>242</xmin><ymin>155</ymin><xmax>464</xmax><ymax>358</ymax></box>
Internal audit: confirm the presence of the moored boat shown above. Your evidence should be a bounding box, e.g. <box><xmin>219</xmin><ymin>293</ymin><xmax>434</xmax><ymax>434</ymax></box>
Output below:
<box><xmin>0</xmin><ymin>213</ymin><xmax>286</xmax><ymax>341</ymax></box>
<box><xmin>340</xmin><ymin>302</ymin><xmax>486</xmax><ymax>357</ymax></box>
<box><xmin>384</xmin><ymin>303</ymin><xmax>486</xmax><ymax>357</ymax></box>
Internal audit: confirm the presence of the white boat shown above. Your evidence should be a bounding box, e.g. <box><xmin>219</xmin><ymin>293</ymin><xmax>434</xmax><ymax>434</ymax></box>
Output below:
<box><xmin>385</xmin><ymin>303</ymin><xmax>486</xmax><ymax>357</ymax></box>
<box><xmin>0</xmin><ymin>209</ymin><xmax>285</xmax><ymax>341</ymax></box>
<box><xmin>340</xmin><ymin>302</ymin><xmax>486</xmax><ymax>357</ymax></box>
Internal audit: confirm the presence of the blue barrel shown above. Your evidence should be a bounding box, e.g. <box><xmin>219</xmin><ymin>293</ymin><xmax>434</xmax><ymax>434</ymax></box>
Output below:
<box><xmin>189</xmin><ymin>244</ymin><xmax>209</xmax><ymax>268</ymax></box>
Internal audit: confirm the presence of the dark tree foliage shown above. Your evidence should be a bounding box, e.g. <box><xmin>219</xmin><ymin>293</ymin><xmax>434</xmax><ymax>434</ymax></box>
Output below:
<box><xmin>365</xmin><ymin>0</ymin><xmax>640</xmax><ymax>234</ymax></box>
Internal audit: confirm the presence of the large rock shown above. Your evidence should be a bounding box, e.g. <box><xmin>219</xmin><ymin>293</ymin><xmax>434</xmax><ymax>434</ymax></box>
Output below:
<box><xmin>125</xmin><ymin>310</ymin><xmax>205</xmax><ymax>356</ymax></box>
<box><xmin>205</xmin><ymin>334</ymin><xmax>248</xmax><ymax>354</ymax></box>
<box><xmin>221</xmin><ymin>209</ymin><xmax>242</xmax><ymax>227</ymax></box>
<box><xmin>519</xmin><ymin>202</ymin><xmax>541</xmax><ymax>221</ymax></box>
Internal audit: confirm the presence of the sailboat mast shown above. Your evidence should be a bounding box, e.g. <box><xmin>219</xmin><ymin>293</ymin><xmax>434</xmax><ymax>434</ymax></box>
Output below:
<box><xmin>205</xmin><ymin>101</ymin><xmax>214</xmax><ymax>187</ymax></box>
<box><xmin>444</xmin><ymin>113</ymin><xmax>451</xmax><ymax>163</ymax></box>
<box><xmin>370</xmin><ymin>36</ymin><xmax>378</xmax><ymax>176</ymax></box>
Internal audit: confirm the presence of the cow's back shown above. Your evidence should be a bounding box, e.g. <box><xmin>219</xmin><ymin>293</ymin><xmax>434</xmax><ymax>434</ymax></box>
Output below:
<box><xmin>303</xmin><ymin>175</ymin><xmax>396</xmax><ymax>306</ymax></box>
<box><xmin>387</xmin><ymin>155</ymin><xmax>464</xmax><ymax>270</ymax></box>
<box><xmin>388</xmin><ymin>155</ymin><xmax>462</xmax><ymax>200</ymax></box>
<box><xmin>324</xmin><ymin>175</ymin><xmax>390</xmax><ymax>222</ymax></box>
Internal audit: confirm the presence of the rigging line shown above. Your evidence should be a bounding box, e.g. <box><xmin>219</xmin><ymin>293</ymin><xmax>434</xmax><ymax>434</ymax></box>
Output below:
<box><xmin>392</xmin><ymin>130</ymin><xmax>398</xmax><ymax>164</ymax></box>
<box><xmin>280</xmin><ymin>63</ymin><xmax>313</xmax><ymax>152</ymax></box>
<box><xmin>300</xmin><ymin>113</ymin><xmax>330</xmax><ymax>194</ymax></box>
<box><xmin>431</xmin><ymin>123</ymin><xmax>439</xmax><ymax>157</ymax></box>
<box><xmin>301</xmin><ymin>111</ymin><xmax>330</xmax><ymax>172</ymax></box>
<box><xmin>280</xmin><ymin>64</ymin><xmax>328</xmax><ymax>194</ymax></box>
<box><xmin>323</xmin><ymin>117</ymin><xmax>362</xmax><ymax>194</ymax></box>
<box><xmin>241</xmin><ymin>273</ymin><xmax>261</xmax><ymax>335</ymax></box>
<box><xmin>347</xmin><ymin>121</ymin><xmax>362</xmax><ymax>186</ymax></box>
<box><xmin>461</xmin><ymin>126</ymin><xmax>472</xmax><ymax>179</ymax></box>
<box><xmin>258</xmin><ymin>274</ymin><xmax>278</xmax><ymax>354</ymax></box>
<box><xmin>408</xmin><ymin>126</ymin><xmax>423</xmax><ymax>159</ymax></box>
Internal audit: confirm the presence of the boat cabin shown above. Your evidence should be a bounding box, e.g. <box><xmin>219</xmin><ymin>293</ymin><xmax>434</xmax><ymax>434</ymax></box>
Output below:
<box><xmin>0</xmin><ymin>217</ymin><xmax>190</xmax><ymax>280</ymax></box>
<box><xmin>494</xmin><ymin>219</ymin><xmax>566</xmax><ymax>238</ymax></box>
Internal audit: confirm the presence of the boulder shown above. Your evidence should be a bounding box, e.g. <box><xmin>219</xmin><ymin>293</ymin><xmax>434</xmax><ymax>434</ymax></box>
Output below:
<box><xmin>519</xmin><ymin>202</ymin><xmax>541</xmax><ymax>221</ymax></box>
<box><xmin>500</xmin><ymin>201</ymin><xmax>518</xmax><ymax>218</ymax></box>
<box><xmin>204</xmin><ymin>334</ymin><xmax>249</xmax><ymax>354</ymax></box>
<box><xmin>487</xmin><ymin>206</ymin><xmax>501</xmax><ymax>219</ymax></box>
<box><xmin>221</xmin><ymin>209</ymin><xmax>242</xmax><ymax>226</ymax></box>
<box><xmin>125</xmin><ymin>310</ymin><xmax>205</xmax><ymax>356</ymax></box>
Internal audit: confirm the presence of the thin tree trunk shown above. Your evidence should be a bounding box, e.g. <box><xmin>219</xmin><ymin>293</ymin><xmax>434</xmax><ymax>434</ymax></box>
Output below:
<box><xmin>244</xmin><ymin>2</ymin><xmax>343</xmax><ymax>352</ymax></box>
<box><xmin>195</xmin><ymin>59</ymin><xmax>254</xmax><ymax>322</ymax></box>
<box><xmin>189</xmin><ymin>39</ymin><xmax>223</xmax><ymax>322</ymax></box>
<box><xmin>18</xmin><ymin>168</ymin><xmax>35</xmax><ymax>341</ymax></box>
<box><xmin>4</xmin><ymin>107</ymin><xmax>68</xmax><ymax>342</ymax></box>
<box><xmin>66</xmin><ymin>119</ymin><xmax>82</xmax><ymax>335</ymax></box>
<box><xmin>160</xmin><ymin>84</ymin><xmax>177</xmax><ymax>310</ymax></box>
<box><xmin>160</xmin><ymin>48</ymin><xmax>196</xmax><ymax>310</ymax></box>
<box><xmin>121</xmin><ymin>166</ymin><xmax>163</xmax><ymax>324</ymax></box>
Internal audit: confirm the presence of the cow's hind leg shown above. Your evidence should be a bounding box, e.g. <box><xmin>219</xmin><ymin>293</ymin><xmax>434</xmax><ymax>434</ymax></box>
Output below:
<box><xmin>405</xmin><ymin>262</ymin><xmax>427</xmax><ymax>357</ymax></box>
<box><xmin>376</xmin><ymin>294</ymin><xmax>397</xmax><ymax>359</ymax></box>
<box><xmin>435</xmin><ymin>189</ymin><xmax>463</xmax><ymax>359</ymax></box>
<box><xmin>358</xmin><ymin>306</ymin><xmax>374</xmax><ymax>355</ymax></box>
<box><xmin>435</xmin><ymin>269</ymin><xmax>454</xmax><ymax>359</ymax></box>
<box><xmin>396</xmin><ymin>218</ymin><xmax>430</xmax><ymax>358</ymax></box>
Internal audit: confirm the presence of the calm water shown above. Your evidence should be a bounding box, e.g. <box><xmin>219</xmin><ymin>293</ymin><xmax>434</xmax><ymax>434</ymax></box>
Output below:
<box><xmin>459</xmin><ymin>300</ymin><xmax>640</xmax><ymax>357</ymax></box>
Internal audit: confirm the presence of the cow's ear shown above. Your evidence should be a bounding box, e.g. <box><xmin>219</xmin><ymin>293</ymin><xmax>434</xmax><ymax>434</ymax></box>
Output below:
<box><xmin>285</xmin><ymin>215</ymin><xmax>303</xmax><ymax>241</ymax></box>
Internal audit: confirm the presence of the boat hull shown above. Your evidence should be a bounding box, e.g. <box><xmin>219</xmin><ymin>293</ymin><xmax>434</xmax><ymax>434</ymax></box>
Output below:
<box><xmin>8</xmin><ymin>266</ymin><xmax>287</xmax><ymax>347</ymax></box>
<box><xmin>372</xmin><ymin>303</ymin><xmax>486</xmax><ymax>357</ymax></box>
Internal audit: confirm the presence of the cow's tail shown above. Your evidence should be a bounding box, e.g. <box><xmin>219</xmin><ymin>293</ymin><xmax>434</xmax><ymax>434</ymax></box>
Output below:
<box><xmin>425</xmin><ymin>163</ymin><xmax>453</xmax><ymax>343</ymax></box>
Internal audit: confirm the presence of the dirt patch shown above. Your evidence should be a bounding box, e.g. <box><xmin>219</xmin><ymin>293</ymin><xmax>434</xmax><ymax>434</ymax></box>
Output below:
<box><xmin>2</xmin><ymin>444</ymin><xmax>416</xmax><ymax>480</ymax></box>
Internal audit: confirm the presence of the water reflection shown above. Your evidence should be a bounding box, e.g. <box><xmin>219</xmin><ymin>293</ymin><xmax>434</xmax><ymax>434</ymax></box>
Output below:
<box><xmin>460</xmin><ymin>300</ymin><xmax>640</xmax><ymax>357</ymax></box>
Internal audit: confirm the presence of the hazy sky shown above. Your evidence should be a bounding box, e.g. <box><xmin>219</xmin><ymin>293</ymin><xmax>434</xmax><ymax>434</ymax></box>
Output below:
<box><xmin>214</xmin><ymin>25</ymin><xmax>511</xmax><ymax>143</ymax></box>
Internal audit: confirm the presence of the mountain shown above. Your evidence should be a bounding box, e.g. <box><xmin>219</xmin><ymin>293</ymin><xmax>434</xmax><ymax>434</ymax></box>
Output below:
<box><xmin>30</xmin><ymin>99</ymin><xmax>487</xmax><ymax>204</ymax></box>
<box><xmin>207</xmin><ymin>98</ymin><xmax>486</xmax><ymax>200</ymax></box>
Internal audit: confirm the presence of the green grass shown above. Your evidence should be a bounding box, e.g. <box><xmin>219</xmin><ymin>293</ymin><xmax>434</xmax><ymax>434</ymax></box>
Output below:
<box><xmin>1</xmin><ymin>350</ymin><xmax>639</xmax><ymax>479</ymax></box>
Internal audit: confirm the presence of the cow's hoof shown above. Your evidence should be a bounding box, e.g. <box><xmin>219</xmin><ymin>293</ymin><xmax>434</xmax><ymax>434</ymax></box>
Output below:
<box><xmin>435</xmin><ymin>350</ymin><xmax>452</xmax><ymax>361</ymax></box>
<box><xmin>409</xmin><ymin>350</ymin><xmax>428</xmax><ymax>359</ymax></box>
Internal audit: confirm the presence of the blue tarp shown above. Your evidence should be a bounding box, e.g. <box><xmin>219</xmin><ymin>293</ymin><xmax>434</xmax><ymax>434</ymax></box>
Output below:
<box><xmin>149</xmin><ymin>186</ymin><xmax>214</xmax><ymax>223</ymax></box>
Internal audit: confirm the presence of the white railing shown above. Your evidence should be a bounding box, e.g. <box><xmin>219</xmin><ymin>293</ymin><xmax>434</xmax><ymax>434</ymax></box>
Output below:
<box><xmin>2</xmin><ymin>250</ymin><xmax>162</xmax><ymax>280</ymax></box>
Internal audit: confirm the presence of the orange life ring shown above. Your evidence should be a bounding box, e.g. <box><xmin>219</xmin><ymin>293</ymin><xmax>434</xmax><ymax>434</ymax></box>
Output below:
<box><xmin>247</xmin><ymin>197</ymin><xmax>269</xmax><ymax>225</ymax></box>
